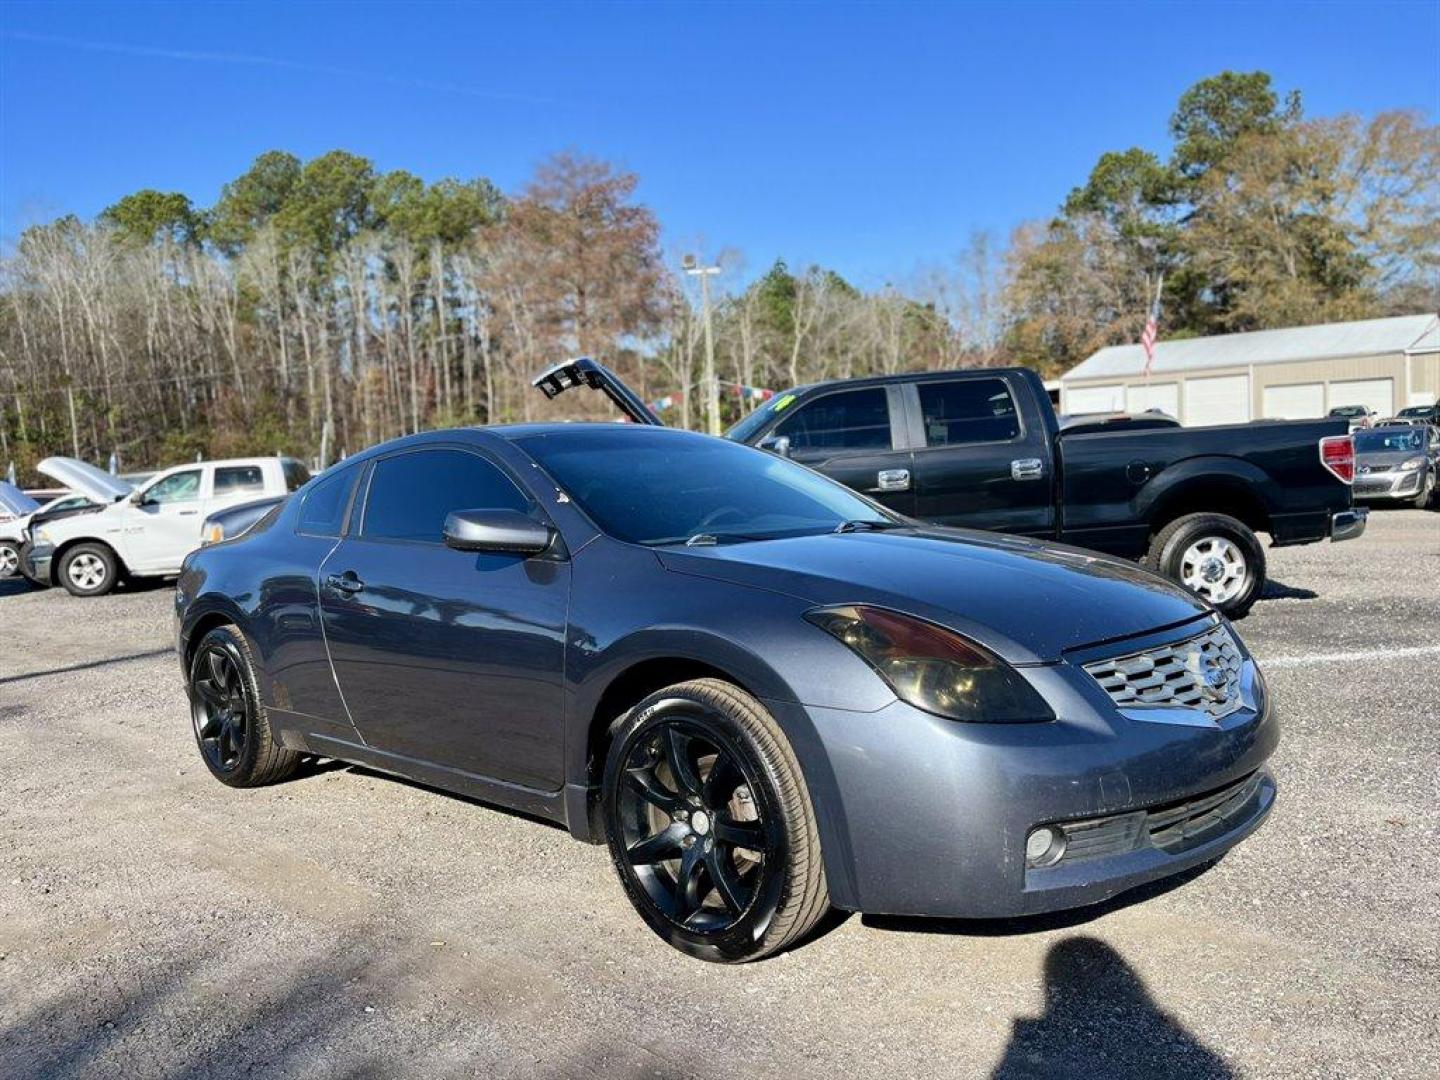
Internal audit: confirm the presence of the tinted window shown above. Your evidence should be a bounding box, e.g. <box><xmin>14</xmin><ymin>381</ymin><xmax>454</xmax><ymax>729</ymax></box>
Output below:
<box><xmin>520</xmin><ymin>428</ymin><xmax>891</xmax><ymax>546</ymax></box>
<box><xmin>919</xmin><ymin>379</ymin><xmax>1021</xmax><ymax>446</ymax></box>
<box><xmin>283</xmin><ymin>460</ymin><xmax>311</xmax><ymax>491</ymax></box>
<box><xmin>144</xmin><ymin>469</ymin><xmax>202</xmax><ymax>504</ymax></box>
<box><xmin>298</xmin><ymin>469</ymin><xmax>356</xmax><ymax>537</ymax></box>
<box><xmin>775</xmin><ymin>388</ymin><xmax>891</xmax><ymax>451</ymax></box>
<box><xmin>215</xmin><ymin>465</ymin><xmax>266</xmax><ymax>495</ymax></box>
<box><xmin>362</xmin><ymin>449</ymin><xmax>528</xmax><ymax>543</ymax></box>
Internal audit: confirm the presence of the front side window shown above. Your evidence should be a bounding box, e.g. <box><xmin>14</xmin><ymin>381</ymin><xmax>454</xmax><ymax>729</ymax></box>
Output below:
<box><xmin>215</xmin><ymin>466</ymin><xmax>265</xmax><ymax>495</ymax></box>
<box><xmin>775</xmin><ymin>388</ymin><xmax>891</xmax><ymax>452</ymax></box>
<box><xmin>918</xmin><ymin>379</ymin><xmax>1021</xmax><ymax>447</ymax></box>
<box><xmin>520</xmin><ymin>428</ymin><xmax>892</xmax><ymax>546</ymax></box>
<box><xmin>144</xmin><ymin>469</ymin><xmax>202</xmax><ymax>504</ymax></box>
<box><xmin>362</xmin><ymin>449</ymin><xmax>529</xmax><ymax>543</ymax></box>
<box><xmin>298</xmin><ymin>468</ymin><xmax>356</xmax><ymax>537</ymax></box>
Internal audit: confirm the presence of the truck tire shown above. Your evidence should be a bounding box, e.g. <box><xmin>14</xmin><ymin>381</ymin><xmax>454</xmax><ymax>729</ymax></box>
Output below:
<box><xmin>58</xmin><ymin>542</ymin><xmax>120</xmax><ymax>597</ymax></box>
<box><xmin>1144</xmin><ymin>513</ymin><xmax>1266</xmax><ymax>619</ymax></box>
<box><xmin>0</xmin><ymin>540</ymin><xmax>19</xmax><ymax>579</ymax></box>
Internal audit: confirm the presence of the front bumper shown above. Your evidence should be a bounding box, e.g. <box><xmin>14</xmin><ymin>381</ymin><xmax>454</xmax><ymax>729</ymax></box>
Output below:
<box><xmin>773</xmin><ymin>622</ymin><xmax>1278</xmax><ymax>919</ymax></box>
<box><xmin>1353</xmin><ymin>468</ymin><xmax>1426</xmax><ymax>502</ymax></box>
<box><xmin>22</xmin><ymin>541</ymin><xmax>53</xmax><ymax>584</ymax></box>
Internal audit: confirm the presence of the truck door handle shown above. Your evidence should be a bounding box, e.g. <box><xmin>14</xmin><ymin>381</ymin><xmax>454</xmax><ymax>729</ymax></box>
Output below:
<box><xmin>876</xmin><ymin>469</ymin><xmax>911</xmax><ymax>492</ymax></box>
<box><xmin>326</xmin><ymin>572</ymin><xmax>365</xmax><ymax>594</ymax></box>
<box><xmin>178</xmin><ymin>510</ymin><xmax>198</xmax><ymax>516</ymax></box>
<box><xmin>1010</xmin><ymin>458</ymin><xmax>1045</xmax><ymax>481</ymax></box>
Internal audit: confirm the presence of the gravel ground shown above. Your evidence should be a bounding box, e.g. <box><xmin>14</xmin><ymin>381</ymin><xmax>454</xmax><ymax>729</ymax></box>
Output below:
<box><xmin>1</xmin><ymin>508</ymin><xmax>1436</xmax><ymax>1079</ymax></box>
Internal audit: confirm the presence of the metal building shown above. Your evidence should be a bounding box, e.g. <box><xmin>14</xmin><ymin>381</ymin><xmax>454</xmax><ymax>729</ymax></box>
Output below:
<box><xmin>1059</xmin><ymin>313</ymin><xmax>1440</xmax><ymax>425</ymax></box>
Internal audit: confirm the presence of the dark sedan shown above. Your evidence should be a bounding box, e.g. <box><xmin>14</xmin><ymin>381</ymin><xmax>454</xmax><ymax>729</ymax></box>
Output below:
<box><xmin>176</xmin><ymin>424</ymin><xmax>1278</xmax><ymax>962</ymax></box>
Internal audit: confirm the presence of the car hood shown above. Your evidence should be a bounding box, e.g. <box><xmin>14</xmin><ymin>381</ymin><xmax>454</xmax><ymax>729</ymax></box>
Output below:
<box><xmin>1356</xmin><ymin>448</ymin><xmax>1425</xmax><ymax>467</ymax></box>
<box><xmin>0</xmin><ymin>482</ymin><xmax>41</xmax><ymax>517</ymax></box>
<box><xmin>36</xmin><ymin>457</ymin><xmax>133</xmax><ymax>504</ymax></box>
<box><xmin>657</xmin><ymin>527</ymin><xmax>1211</xmax><ymax>665</ymax></box>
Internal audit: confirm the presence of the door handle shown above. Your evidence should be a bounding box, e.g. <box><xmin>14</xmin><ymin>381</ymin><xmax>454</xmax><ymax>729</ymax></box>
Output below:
<box><xmin>1010</xmin><ymin>458</ymin><xmax>1045</xmax><ymax>481</ymax></box>
<box><xmin>178</xmin><ymin>510</ymin><xmax>198</xmax><ymax>516</ymax></box>
<box><xmin>876</xmin><ymin>468</ymin><xmax>911</xmax><ymax>492</ymax></box>
<box><xmin>326</xmin><ymin>572</ymin><xmax>365</xmax><ymax>594</ymax></box>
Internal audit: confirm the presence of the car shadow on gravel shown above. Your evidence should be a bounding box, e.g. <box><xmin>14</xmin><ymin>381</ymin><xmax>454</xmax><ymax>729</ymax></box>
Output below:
<box><xmin>1257</xmin><ymin>577</ymin><xmax>1319</xmax><ymax>602</ymax></box>
<box><xmin>990</xmin><ymin>936</ymin><xmax>1233</xmax><ymax>1079</ymax></box>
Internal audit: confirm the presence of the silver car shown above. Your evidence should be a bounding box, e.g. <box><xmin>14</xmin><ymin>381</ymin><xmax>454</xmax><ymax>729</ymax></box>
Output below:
<box><xmin>1352</xmin><ymin>425</ymin><xmax>1438</xmax><ymax>508</ymax></box>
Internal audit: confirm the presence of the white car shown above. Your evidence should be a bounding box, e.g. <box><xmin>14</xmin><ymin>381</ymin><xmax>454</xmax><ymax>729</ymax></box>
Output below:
<box><xmin>27</xmin><ymin>456</ymin><xmax>310</xmax><ymax>596</ymax></box>
<box><xmin>0</xmin><ymin>482</ymin><xmax>43</xmax><ymax>578</ymax></box>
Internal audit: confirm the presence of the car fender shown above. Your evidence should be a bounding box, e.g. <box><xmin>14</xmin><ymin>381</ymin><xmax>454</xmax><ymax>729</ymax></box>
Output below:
<box><xmin>1135</xmin><ymin>455</ymin><xmax>1278</xmax><ymax>530</ymax></box>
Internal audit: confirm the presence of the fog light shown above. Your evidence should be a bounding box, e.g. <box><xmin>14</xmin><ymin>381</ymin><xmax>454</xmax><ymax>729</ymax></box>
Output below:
<box><xmin>1025</xmin><ymin>826</ymin><xmax>1066</xmax><ymax>868</ymax></box>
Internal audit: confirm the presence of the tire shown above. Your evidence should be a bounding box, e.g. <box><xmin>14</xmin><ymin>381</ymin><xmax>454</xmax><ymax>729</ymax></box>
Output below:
<box><xmin>16</xmin><ymin>542</ymin><xmax>45</xmax><ymax>585</ymax></box>
<box><xmin>188</xmin><ymin>624</ymin><xmax>300</xmax><ymax>787</ymax></box>
<box><xmin>1411</xmin><ymin>469</ymin><xmax>1435</xmax><ymax>510</ymax></box>
<box><xmin>58</xmin><ymin>542</ymin><xmax>119</xmax><ymax>597</ymax></box>
<box><xmin>1144</xmin><ymin>512</ymin><xmax>1266</xmax><ymax>619</ymax></box>
<box><xmin>601</xmin><ymin>678</ymin><xmax>829</xmax><ymax>963</ymax></box>
<box><xmin>0</xmin><ymin>540</ymin><xmax>19</xmax><ymax>579</ymax></box>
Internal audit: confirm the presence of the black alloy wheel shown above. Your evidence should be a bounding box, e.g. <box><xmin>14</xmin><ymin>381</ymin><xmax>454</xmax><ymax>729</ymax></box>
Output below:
<box><xmin>602</xmin><ymin>679</ymin><xmax>829</xmax><ymax>963</ymax></box>
<box><xmin>192</xmin><ymin>642</ymin><xmax>250</xmax><ymax>774</ymax></box>
<box><xmin>187</xmin><ymin>625</ymin><xmax>300</xmax><ymax>787</ymax></box>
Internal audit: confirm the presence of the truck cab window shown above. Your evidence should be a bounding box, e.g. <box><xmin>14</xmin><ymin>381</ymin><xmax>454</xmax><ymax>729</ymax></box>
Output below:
<box><xmin>775</xmin><ymin>388</ymin><xmax>891</xmax><ymax>452</ymax></box>
<box><xmin>144</xmin><ymin>470</ymin><xmax>202</xmax><ymax>504</ymax></box>
<box><xmin>919</xmin><ymin>379</ymin><xmax>1020</xmax><ymax>446</ymax></box>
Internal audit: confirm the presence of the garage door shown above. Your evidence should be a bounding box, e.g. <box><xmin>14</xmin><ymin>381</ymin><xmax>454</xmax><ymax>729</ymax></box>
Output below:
<box><xmin>1126</xmin><ymin>382</ymin><xmax>1179</xmax><ymax>417</ymax></box>
<box><xmin>1063</xmin><ymin>384</ymin><xmax>1125</xmax><ymax>415</ymax></box>
<box><xmin>1263</xmin><ymin>383</ymin><xmax>1325</xmax><ymax>419</ymax></box>
<box><xmin>1328</xmin><ymin>378</ymin><xmax>1393</xmax><ymax>418</ymax></box>
<box><xmin>1184</xmin><ymin>374</ymin><xmax>1250</xmax><ymax>426</ymax></box>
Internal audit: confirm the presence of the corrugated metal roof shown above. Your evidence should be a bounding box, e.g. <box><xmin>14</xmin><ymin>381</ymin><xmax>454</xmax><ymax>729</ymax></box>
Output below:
<box><xmin>1062</xmin><ymin>313</ymin><xmax>1439</xmax><ymax>381</ymax></box>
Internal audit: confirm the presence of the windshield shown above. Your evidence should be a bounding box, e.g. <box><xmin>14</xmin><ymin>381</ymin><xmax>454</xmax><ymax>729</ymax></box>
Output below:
<box><xmin>1398</xmin><ymin>406</ymin><xmax>1433</xmax><ymax>417</ymax></box>
<box><xmin>518</xmin><ymin>427</ymin><xmax>894</xmax><ymax>545</ymax></box>
<box><xmin>723</xmin><ymin>390</ymin><xmax>802</xmax><ymax>444</ymax></box>
<box><xmin>1329</xmin><ymin>406</ymin><xmax>1366</xmax><ymax>417</ymax></box>
<box><xmin>1354</xmin><ymin>428</ymin><xmax>1423</xmax><ymax>452</ymax></box>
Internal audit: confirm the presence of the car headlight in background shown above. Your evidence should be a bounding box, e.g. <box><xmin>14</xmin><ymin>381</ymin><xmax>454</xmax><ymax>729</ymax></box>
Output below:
<box><xmin>1398</xmin><ymin>456</ymin><xmax>1424</xmax><ymax>472</ymax></box>
<box><xmin>806</xmin><ymin>604</ymin><xmax>1055</xmax><ymax>723</ymax></box>
<box><xmin>33</xmin><ymin>527</ymin><xmax>52</xmax><ymax>546</ymax></box>
<box><xmin>201</xmin><ymin>522</ymin><xmax>225</xmax><ymax>546</ymax></box>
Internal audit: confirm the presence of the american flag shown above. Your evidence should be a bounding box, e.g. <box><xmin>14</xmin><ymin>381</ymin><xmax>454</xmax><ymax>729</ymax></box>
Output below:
<box><xmin>1140</xmin><ymin>288</ymin><xmax>1162</xmax><ymax>375</ymax></box>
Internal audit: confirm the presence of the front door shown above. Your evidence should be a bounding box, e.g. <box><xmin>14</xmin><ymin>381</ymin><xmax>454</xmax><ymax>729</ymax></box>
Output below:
<box><xmin>318</xmin><ymin>446</ymin><xmax>569</xmax><ymax>791</ymax></box>
<box><xmin>904</xmin><ymin>375</ymin><xmax>1055</xmax><ymax>536</ymax></box>
<box><xmin>125</xmin><ymin>467</ymin><xmax>207</xmax><ymax>572</ymax></box>
<box><xmin>770</xmin><ymin>385</ymin><xmax>915</xmax><ymax>516</ymax></box>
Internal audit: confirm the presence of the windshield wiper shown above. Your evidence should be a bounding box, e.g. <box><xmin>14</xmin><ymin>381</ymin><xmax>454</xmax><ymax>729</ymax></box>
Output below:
<box><xmin>833</xmin><ymin>519</ymin><xmax>903</xmax><ymax>533</ymax></box>
<box><xmin>685</xmin><ymin>533</ymin><xmax>719</xmax><ymax>546</ymax></box>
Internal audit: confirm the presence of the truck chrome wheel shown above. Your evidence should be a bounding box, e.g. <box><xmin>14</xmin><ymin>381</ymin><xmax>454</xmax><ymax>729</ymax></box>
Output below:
<box><xmin>67</xmin><ymin>552</ymin><xmax>108</xmax><ymax>591</ymax></box>
<box><xmin>615</xmin><ymin>713</ymin><xmax>775</xmax><ymax>934</ymax></box>
<box><xmin>1179</xmin><ymin>536</ymin><xmax>1248</xmax><ymax>605</ymax></box>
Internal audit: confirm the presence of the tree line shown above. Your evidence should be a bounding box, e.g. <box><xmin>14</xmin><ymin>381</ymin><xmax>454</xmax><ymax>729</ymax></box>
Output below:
<box><xmin>1</xmin><ymin>71</ymin><xmax>1435</xmax><ymax>479</ymax></box>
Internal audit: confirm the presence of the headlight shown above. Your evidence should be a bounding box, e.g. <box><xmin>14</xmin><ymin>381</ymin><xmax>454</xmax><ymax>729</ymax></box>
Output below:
<box><xmin>34</xmin><ymin>527</ymin><xmax>52</xmax><ymax>545</ymax></box>
<box><xmin>201</xmin><ymin>522</ymin><xmax>225</xmax><ymax>546</ymax></box>
<box><xmin>805</xmin><ymin>605</ymin><xmax>1055</xmax><ymax>723</ymax></box>
<box><xmin>1398</xmin><ymin>456</ymin><xmax>1424</xmax><ymax>472</ymax></box>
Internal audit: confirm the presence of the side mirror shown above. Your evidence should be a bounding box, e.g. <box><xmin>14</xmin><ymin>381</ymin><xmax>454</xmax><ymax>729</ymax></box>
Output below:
<box><xmin>759</xmin><ymin>434</ymin><xmax>792</xmax><ymax>459</ymax></box>
<box><xmin>443</xmin><ymin>508</ymin><xmax>555</xmax><ymax>556</ymax></box>
<box><xmin>129</xmin><ymin>490</ymin><xmax>149</xmax><ymax>506</ymax></box>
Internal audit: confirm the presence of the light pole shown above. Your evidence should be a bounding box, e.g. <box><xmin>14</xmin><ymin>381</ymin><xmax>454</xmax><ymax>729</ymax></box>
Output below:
<box><xmin>683</xmin><ymin>254</ymin><xmax>722</xmax><ymax>435</ymax></box>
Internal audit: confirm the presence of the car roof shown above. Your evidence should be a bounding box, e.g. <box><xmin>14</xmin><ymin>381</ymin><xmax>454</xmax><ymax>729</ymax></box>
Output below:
<box><xmin>490</xmin><ymin>422</ymin><xmax>701</xmax><ymax>441</ymax></box>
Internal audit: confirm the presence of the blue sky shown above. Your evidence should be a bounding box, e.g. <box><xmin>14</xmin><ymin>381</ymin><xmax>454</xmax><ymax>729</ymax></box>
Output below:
<box><xmin>2</xmin><ymin>1</ymin><xmax>1436</xmax><ymax>287</ymax></box>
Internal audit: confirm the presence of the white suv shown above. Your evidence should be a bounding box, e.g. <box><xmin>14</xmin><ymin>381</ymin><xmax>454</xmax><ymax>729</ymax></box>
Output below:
<box><xmin>27</xmin><ymin>456</ymin><xmax>308</xmax><ymax>596</ymax></box>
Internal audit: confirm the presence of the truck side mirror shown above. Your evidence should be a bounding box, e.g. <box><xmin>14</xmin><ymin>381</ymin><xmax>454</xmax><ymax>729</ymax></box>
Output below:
<box><xmin>759</xmin><ymin>435</ymin><xmax>792</xmax><ymax>459</ymax></box>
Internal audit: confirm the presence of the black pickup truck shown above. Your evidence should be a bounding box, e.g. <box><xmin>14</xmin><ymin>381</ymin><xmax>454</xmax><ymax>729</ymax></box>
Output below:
<box><xmin>535</xmin><ymin>360</ymin><xmax>1365</xmax><ymax>617</ymax></box>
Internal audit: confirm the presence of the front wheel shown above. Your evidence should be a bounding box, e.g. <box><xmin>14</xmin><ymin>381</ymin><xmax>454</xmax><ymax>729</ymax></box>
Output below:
<box><xmin>601</xmin><ymin>678</ymin><xmax>829</xmax><ymax>963</ymax></box>
<box><xmin>58</xmin><ymin>542</ymin><xmax>119</xmax><ymax>597</ymax></box>
<box><xmin>1412</xmin><ymin>469</ymin><xmax>1435</xmax><ymax>509</ymax></box>
<box><xmin>0</xmin><ymin>540</ymin><xmax>19</xmax><ymax>579</ymax></box>
<box><xmin>1145</xmin><ymin>512</ymin><xmax>1266</xmax><ymax>618</ymax></box>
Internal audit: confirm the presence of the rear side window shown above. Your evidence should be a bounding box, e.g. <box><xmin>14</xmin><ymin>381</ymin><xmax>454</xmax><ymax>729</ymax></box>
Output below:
<box><xmin>775</xmin><ymin>388</ymin><xmax>891</xmax><ymax>452</ymax></box>
<box><xmin>215</xmin><ymin>466</ymin><xmax>266</xmax><ymax>495</ymax></box>
<box><xmin>918</xmin><ymin>379</ymin><xmax>1021</xmax><ymax>446</ymax></box>
<box><xmin>361</xmin><ymin>449</ymin><xmax>528</xmax><ymax>543</ymax></box>
<box><xmin>283</xmin><ymin>460</ymin><xmax>311</xmax><ymax>491</ymax></box>
<box><xmin>298</xmin><ymin>469</ymin><xmax>355</xmax><ymax>537</ymax></box>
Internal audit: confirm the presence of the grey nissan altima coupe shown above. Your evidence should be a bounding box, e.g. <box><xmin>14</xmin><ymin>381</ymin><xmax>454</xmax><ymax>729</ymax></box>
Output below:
<box><xmin>176</xmin><ymin>396</ymin><xmax>1278</xmax><ymax>962</ymax></box>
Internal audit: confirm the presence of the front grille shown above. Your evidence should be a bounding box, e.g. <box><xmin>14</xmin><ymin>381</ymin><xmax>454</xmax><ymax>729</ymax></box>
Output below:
<box><xmin>1083</xmin><ymin>623</ymin><xmax>1245</xmax><ymax>720</ymax></box>
<box><xmin>1046</xmin><ymin>771</ymin><xmax>1265</xmax><ymax>867</ymax></box>
<box><xmin>1357</xmin><ymin>463</ymin><xmax>1393</xmax><ymax>475</ymax></box>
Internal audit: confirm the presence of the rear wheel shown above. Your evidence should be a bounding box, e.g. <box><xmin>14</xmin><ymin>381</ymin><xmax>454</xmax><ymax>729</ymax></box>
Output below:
<box><xmin>0</xmin><ymin>541</ymin><xmax>18</xmax><ymax>579</ymax></box>
<box><xmin>188</xmin><ymin>625</ymin><xmax>300</xmax><ymax>787</ymax></box>
<box><xmin>1145</xmin><ymin>512</ymin><xmax>1266</xmax><ymax>618</ymax></box>
<box><xmin>58</xmin><ymin>542</ymin><xmax>119</xmax><ymax>597</ymax></box>
<box><xmin>601</xmin><ymin>678</ymin><xmax>829</xmax><ymax>963</ymax></box>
